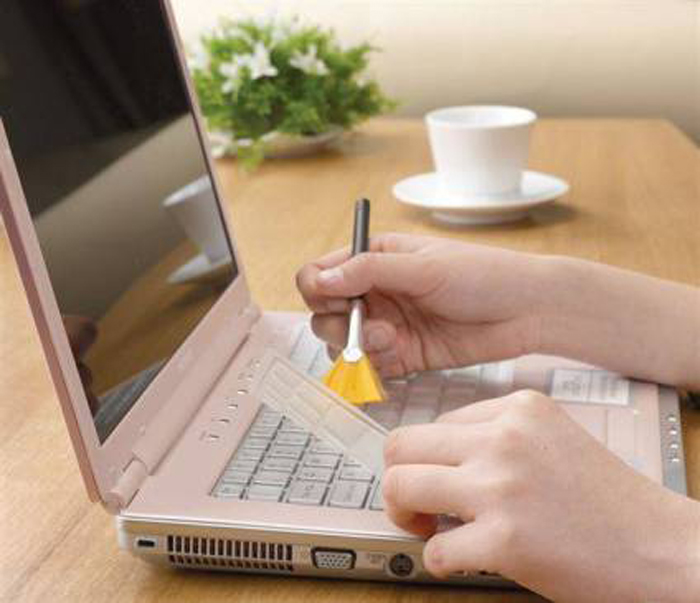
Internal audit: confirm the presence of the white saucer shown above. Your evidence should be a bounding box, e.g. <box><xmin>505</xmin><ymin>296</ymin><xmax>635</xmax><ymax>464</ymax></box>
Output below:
<box><xmin>167</xmin><ymin>253</ymin><xmax>232</xmax><ymax>285</ymax></box>
<box><xmin>393</xmin><ymin>170</ymin><xmax>569</xmax><ymax>225</ymax></box>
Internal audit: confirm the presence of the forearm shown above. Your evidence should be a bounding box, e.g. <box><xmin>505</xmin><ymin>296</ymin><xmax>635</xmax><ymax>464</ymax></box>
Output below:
<box><xmin>536</xmin><ymin>256</ymin><xmax>700</xmax><ymax>389</ymax></box>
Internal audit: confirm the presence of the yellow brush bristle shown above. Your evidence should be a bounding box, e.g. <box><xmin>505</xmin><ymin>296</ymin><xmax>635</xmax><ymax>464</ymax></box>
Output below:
<box><xmin>323</xmin><ymin>354</ymin><xmax>386</xmax><ymax>405</ymax></box>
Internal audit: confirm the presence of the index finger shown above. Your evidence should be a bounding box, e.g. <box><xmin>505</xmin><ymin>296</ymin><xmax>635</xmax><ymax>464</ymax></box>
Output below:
<box><xmin>295</xmin><ymin>232</ymin><xmax>433</xmax><ymax>313</ymax></box>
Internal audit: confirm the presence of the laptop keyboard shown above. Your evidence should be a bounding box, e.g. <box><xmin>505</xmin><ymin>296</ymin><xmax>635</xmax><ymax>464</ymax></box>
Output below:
<box><xmin>213</xmin><ymin>405</ymin><xmax>383</xmax><ymax>509</ymax></box>
<box><xmin>212</xmin><ymin>325</ymin><xmax>512</xmax><ymax>508</ymax></box>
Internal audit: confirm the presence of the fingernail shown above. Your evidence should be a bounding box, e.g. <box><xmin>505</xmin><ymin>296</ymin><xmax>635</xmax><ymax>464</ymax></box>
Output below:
<box><xmin>317</xmin><ymin>267</ymin><xmax>343</xmax><ymax>286</ymax></box>
<box><xmin>366</xmin><ymin>327</ymin><xmax>391</xmax><ymax>350</ymax></box>
<box><xmin>327</xmin><ymin>299</ymin><xmax>349</xmax><ymax>313</ymax></box>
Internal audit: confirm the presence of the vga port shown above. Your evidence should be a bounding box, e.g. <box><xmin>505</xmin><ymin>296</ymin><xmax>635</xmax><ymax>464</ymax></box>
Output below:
<box><xmin>311</xmin><ymin>548</ymin><xmax>356</xmax><ymax>570</ymax></box>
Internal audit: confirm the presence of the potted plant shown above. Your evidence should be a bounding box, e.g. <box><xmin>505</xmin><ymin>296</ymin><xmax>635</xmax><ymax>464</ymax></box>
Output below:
<box><xmin>188</xmin><ymin>17</ymin><xmax>396</xmax><ymax>168</ymax></box>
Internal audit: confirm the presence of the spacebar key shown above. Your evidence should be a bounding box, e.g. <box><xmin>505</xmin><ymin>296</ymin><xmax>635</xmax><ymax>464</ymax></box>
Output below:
<box><xmin>328</xmin><ymin>481</ymin><xmax>369</xmax><ymax>509</ymax></box>
<box><xmin>245</xmin><ymin>484</ymin><xmax>284</xmax><ymax>502</ymax></box>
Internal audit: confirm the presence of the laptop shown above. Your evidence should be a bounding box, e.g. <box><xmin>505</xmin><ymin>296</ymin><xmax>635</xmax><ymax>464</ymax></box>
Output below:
<box><xmin>0</xmin><ymin>0</ymin><xmax>687</xmax><ymax>587</ymax></box>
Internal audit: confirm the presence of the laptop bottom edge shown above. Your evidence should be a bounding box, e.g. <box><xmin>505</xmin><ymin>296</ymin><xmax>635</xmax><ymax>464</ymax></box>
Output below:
<box><xmin>116</xmin><ymin>516</ymin><xmax>516</xmax><ymax>588</ymax></box>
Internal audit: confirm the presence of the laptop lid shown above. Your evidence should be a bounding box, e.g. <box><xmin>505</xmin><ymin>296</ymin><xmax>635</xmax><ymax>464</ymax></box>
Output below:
<box><xmin>0</xmin><ymin>0</ymin><xmax>256</xmax><ymax>510</ymax></box>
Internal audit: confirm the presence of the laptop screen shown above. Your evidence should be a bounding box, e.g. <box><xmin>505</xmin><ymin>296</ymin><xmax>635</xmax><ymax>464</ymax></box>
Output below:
<box><xmin>0</xmin><ymin>0</ymin><xmax>238</xmax><ymax>442</ymax></box>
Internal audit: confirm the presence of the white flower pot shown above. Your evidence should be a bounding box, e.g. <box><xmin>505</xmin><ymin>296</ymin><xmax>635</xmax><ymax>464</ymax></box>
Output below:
<box><xmin>262</xmin><ymin>126</ymin><xmax>344</xmax><ymax>158</ymax></box>
<box><xmin>208</xmin><ymin>126</ymin><xmax>344</xmax><ymax>160</ymax></box>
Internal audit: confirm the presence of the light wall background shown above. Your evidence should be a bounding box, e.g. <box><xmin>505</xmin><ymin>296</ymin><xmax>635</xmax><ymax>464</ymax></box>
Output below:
<box><xmin>170</xmin><ymin>0</ymin><xmax>700</xmax><ymax>142</ymax></box>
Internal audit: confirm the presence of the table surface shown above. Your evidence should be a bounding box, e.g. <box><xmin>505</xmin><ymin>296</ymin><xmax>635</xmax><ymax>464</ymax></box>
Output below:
<box><xmin>1</xmin><ymin>117</ymin><xmax>698</xmax><ymax>602</ymax></box>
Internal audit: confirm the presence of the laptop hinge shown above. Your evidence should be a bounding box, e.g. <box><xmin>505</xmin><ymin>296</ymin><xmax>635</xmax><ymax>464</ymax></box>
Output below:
<box><xmin>105</xmin><ymin>458</ymin><xmax>148</xmax><ymax>512</ymax></box>
<box><xmin>103</xmin><ymin>301</ymin><xmax>261</xmax><ymax>512</ymax></box>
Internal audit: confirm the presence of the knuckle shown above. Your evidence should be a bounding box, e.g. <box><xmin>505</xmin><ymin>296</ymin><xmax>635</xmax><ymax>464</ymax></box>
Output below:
<box><xmin>511</xmin><ymin>389</ymin><xmax>553</xmax><ymax>414</ymax></box>
<box><xmin>490</xmin><ymin>420</ymin><xmax>525</xmax><ymax>458</ymax></box>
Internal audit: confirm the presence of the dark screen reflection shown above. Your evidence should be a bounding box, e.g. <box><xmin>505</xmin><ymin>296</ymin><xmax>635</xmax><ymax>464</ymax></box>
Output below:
<box><xmin>0</xmin><ymin>0</ymin><xmax>237</xmax><ymax>442</ymax></box>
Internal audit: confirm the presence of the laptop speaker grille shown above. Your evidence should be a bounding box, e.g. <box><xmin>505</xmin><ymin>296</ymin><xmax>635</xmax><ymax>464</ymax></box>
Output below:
<box><xmin>166</xmin><ymin>535</ymin><xmax>294</xmax><ymax>572</ymax></box>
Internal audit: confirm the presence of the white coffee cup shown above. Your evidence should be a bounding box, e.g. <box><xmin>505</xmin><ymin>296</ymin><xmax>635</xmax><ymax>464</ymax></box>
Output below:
<box><xmin>163</xmin><ymin>175</ymin><xmax>229</xmax><ymax>263</ymax></box>
<box><xmin>425</xmin><ymin>105</ymin><xmax>536</xmax><ymax>197</ymax></box>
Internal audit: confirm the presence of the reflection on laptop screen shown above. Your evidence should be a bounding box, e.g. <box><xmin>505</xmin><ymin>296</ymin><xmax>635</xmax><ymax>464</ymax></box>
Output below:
<box><xmin>0</xmin><ymin>0</ymin><xmax>238</xmax><ymax>442</ymax></box>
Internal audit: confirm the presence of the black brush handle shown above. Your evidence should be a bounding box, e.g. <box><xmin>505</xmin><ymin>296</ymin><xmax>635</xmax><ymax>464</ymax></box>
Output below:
<box><xmin>351</xmin><ymin>198</ymin><xmax>370</xmax><ymax>256</ymax></box>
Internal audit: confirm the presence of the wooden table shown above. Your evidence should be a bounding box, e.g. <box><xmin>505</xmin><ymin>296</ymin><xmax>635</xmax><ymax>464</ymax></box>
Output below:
<box><xmin>1</xmin><ymin>118</ymin><xmax>698</xmax><ymax>602</ymax></box>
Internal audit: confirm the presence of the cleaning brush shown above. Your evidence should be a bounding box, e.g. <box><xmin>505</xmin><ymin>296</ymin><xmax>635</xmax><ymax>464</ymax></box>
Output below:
<box><xmin>322</xmin><ymin>198</ymin><xmax>386</xmax><ymax>405</ymax></box>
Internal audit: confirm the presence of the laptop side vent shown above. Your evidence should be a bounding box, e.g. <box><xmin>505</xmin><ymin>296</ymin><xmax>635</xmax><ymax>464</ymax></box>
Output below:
<box><xmin>166</xmin><ymin>535</ymin><xmax>294</xmax><ymax>572</ymax></box>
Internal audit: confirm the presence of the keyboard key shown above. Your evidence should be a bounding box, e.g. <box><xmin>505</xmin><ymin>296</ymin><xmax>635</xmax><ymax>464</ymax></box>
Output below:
<box><xmin>242</xmin><ymin>437</ymin><xmax>270</xmax><ymax>450</ymax></box>
<box><xmin>245</xmin><ymin>484</ymin><xmax>284</xmax><ymax>502</ymax></box>
<box><xmin>262</xmin><ymin>458</ymin><xmax>297</xmax><ymax>472</ymax></box>
<box><xmin>269</xmin><ymin>445</ymin><xmax>305</xmax><ymax>460</ymax></box>
<box><xmin>407</xmin><ymin>389</ymin><xmax>440</xmax><ymax>406</ymax></box>
<box><xmin>384</xmin><ymin>380</ymin><xmax>407</xmax><ymax>398</ymax></box>
<box><xmin>296</xmin><ymin>467</ymin><xmax>334</xmax><ymax>483</ymax></box>
<box><xmin>254</xmin><ymin>471</ymin><xmax>291</xmax><ymax>487</ymax></box>
<box><xmin>304</xmin><ymin>453</ymin><xmax>340</xmax><ymax>469</ymax></box>
<box><xmin>279</xmin><ymin>418</ymin><xmax>307</xmax><ymax>434</ymax></box>
<box><xmin>309</xmin><ymin>439</ymin><xmax>341</xmax><ymax>455</ymax></box>
<box><xmin>439</xmin><ymin>397</ymin><xmax>469</xmax><ymax>414</ymax></box>
<box><xmin>339</xmin><ymin>466</ymin><xmax>374</xmax><ymax>482</ymax></box>
<box><xmin>235</xmin><ymin>448</ymin><xmax>264</xmax><ymax>463</ymax></box>
<box><xmin>254</xmin><ymin>413</ymin><xmax>282</xmax><ymax>429</ymax></box>
<box><xmin>275</xmin><ymin>432</ymin><xmax>310</xmax><ymax>447</ymax></box>
<box><xmin>400</xmin><ymin>406</ymin><xmax>436</xmax><ymax>425</ymax></box>
<box><xmin>215</xmin><ymin>484</ymin><xmax>245</xmax><ymax>498</ymax></box>
<box><xmin>364</xmin><ymin>406</ymin><xmax>401</xmax><ymax>429</ymax></box>
<box><xmin>328</xmin><ymin>481</ymin><xmax>369</xmax><ymax>509</ymax></box>
<box><xmin>287</xmin><ymin>481</ymin><xmax>327</xmax><ymax>506</ymax></box>
<box><xmin>369</xmin><ymin>484</ymin><xmax>384</xmax><ymax>510</ymax></box>
<box><xmin>342</xmin><ymin>457</ymin><xmax>362</xmax><ymax>468</ymax></box>
<box><xmin>221</xmin><ymin>471</ymin><xmax>253</xmax><ymax>485</ymax></box>
<box><xmin>249</xmin><ymin>425</ymin><xmax>277</xmax><ymax>439</ymax></box>
<box><xmin>410</xmin><ymin>371</ymin><xmax>444</xmax><ymax>391</ymax></box>
<box><xmin>226</xmin><ymin>459</ymin><xmax>257</xmax><ymax>473</ymax></box>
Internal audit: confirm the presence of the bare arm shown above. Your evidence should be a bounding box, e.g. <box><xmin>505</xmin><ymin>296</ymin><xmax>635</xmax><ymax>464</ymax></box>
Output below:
<box><xmin>538</xmin><ymin>256</ymin><xmax>700</xmax><ymax>390</ymax></box>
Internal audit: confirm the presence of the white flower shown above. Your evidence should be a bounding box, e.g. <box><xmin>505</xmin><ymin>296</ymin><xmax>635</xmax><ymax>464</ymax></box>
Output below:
<box><xmin>218</xmin><ymin>60</ymin><xmax>241</xmax><ymax>93</ymax></box>
<box><xmin>207</xmin><ymin>130</ymin><xmax>233</xmax><ymax>158</ymax></box>
<box><xmin>241</xmin><ymin>42</ymin><xmax>278</xmax><ymax>79</ymax></box>
<box><xmin>233</xmin><ymin>25</ymin><xmax>255</xmax><ymax>47</ymax></box>
<box><xmin>219</xmin><ymin>42</ymin><xmax>278</xmax><ymax>93</ymax></box>
<box><xmin>289</xmin><ymin>45</ymin><xmax>328</xmax><ymax>76</ymax></box>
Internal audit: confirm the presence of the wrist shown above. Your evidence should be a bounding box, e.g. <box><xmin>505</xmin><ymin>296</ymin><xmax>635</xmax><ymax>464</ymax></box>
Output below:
<box><xmin>524</xmin><ymin>254</ymin><xmax>589</xmax><ymax>356</ymax></box>
<box><xmin>636</xmin><ymin>495</ymin><xmax>700</xmax><ymax>603</ymax></box>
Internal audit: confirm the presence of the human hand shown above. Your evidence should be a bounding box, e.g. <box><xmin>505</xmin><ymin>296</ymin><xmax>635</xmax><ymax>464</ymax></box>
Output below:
<box><xmin>382</xmin><ymin>390</ymin><xmax>700</xmax><ymax>602</ymax></box>
<box><xmin>296</xmin><ymin>233</ymin><xmax>549</xmax><ymax>377</ymax></box>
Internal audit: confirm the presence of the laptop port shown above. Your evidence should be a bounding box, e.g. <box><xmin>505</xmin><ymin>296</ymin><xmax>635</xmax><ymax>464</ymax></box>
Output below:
<box><xmin>136</xmin><ymin>538</ymin><xmax>157</xmax><ymax>549</ymax></box>
<box><xmin>388</xmin><ymin>553</ymin><xmax>414</xmax><ymax>577</ymax></box>
<box><xmin>311</xmin><ymin>548</ymin><xmax>356</xmax><ymax>570</ymax></box>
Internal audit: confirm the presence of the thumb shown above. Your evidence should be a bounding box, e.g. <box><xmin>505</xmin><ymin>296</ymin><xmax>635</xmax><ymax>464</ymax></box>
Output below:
<box><xmin>316</xmin><ymin>251</ymin><xmax>431</xmax><ymax>298</ymax></box>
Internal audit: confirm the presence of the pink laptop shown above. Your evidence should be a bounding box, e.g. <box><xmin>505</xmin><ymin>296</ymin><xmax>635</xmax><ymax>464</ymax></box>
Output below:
<box><xmin>0</xmin><ymin>0</ymin><xmax>686</xmax><ymax>587</ymax></box>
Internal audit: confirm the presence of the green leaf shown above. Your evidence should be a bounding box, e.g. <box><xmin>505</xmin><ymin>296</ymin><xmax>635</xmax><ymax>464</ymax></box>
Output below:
<box><xmin>190</xmin><ymin>15</ymin><xmax>396</xmax><ymax>168</ymax></box>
